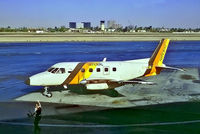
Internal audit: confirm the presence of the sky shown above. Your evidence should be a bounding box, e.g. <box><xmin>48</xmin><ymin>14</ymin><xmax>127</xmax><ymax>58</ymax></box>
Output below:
<box><xmin>0</xmin><ymin>0</ymin><xmax>200</xmax><ymax>28</ymax></box>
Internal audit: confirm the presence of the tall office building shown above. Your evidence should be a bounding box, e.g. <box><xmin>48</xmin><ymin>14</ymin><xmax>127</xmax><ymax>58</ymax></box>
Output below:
<box><xmin>100</xmin><ymin>21</ymin><xmax>105</xmax><ymax>31</ymax></box>
<box><xmin>82</xmin><ymin>22</ymin><xmax>91</xmax><ymax>29</ymax></box>
<box><xmin>107</xmin><ymin>20</ymin><xmax>122</xmax><ymax>29</ymax></box>
<box><xmin>69</xmin><ymin>22</ymin><xmax>91</xmax><ymax>29</ymax></box>
<box><xmin>69</xmin><ymin>22</ymin><xmax>76</xmax><ymax>28</ymax></box>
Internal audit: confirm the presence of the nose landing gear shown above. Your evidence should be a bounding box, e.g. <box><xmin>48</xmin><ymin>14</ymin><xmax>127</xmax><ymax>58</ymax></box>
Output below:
<box><xmin>42</xmin><ymin>87</ymin><xmax>52</xmax><ymax>98</ymax></box>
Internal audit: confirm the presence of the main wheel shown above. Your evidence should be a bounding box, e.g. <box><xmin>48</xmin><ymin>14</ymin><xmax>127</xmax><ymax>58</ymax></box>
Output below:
<box><xmin>42</xmin><ymin>92</ymin><xmax>52</xmax><ymax>98</ymax></box>
<box><xmin>46</xmin><ymin>92</ymin><xmax>52</xmax><ymax>98</ymax></box>
<box><xmin>42</xmin><ymin>86</ymin><xmax>52</xmax><ymax>98</ymax></box>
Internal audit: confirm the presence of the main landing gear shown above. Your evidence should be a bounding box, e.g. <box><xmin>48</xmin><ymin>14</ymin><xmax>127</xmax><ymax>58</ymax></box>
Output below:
<box><xmin>42</xmin><ymin>87</ymin><xmax>52</xmax><ymax>98</ymax></box>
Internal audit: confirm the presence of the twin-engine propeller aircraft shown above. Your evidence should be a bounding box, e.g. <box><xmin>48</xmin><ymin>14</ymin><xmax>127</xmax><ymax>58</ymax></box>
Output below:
<box><xmin>25</xmin><ymin>39</ymin><xmax>183</xmax><ymax>97</ymax></box>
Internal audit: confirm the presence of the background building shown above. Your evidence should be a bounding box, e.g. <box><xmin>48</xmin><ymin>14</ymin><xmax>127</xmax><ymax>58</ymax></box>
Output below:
<box><xmin>107</xmin><ymin>20</ymin><xmax>122</xmax><ymax>29</ymax></box>
<box><xmin>82</xmin><ymin>22</ymin><xmax>91</xmax><ymax>29</ymax></box>
<box><xmin>69</xmin><ymin>22</ymin><xmax>76</xmax><ymax>28</ymax></box>
<box><xmin>71</xmin><ymin>22</ymin><xmax>91</xmax><ymax>29</ymax></box>
<box><xmin>100</xmin><ymin>20</ymin><xmax>105</xmax><ymax>31</ymax></box>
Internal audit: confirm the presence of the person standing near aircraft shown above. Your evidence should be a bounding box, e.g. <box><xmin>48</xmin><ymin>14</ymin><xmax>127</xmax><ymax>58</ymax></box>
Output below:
<box><xmin>26</xmin><ymin>101</ymin><xmax>42</xmax><ymax>134</ymax></box>
<box><xmin>34</xmin><ymin>101</ymin><xmax>42</xmax><ymax>134</ymax></box>
<box><xmin>27</xmin><ymin>100</ymin><xmax>42</xmax><ymax>117</ymax></box>
<box><xmin>34</xmin><ymin>100</ymin><xmax>42</xmax><ymax>116</ymax></box>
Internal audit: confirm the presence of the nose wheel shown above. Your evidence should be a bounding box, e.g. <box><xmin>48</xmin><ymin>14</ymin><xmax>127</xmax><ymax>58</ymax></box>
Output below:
<box><xmin>42</xmin><ymin>87</ymin><xmax>52</xmax><ymax>98</ymax></box>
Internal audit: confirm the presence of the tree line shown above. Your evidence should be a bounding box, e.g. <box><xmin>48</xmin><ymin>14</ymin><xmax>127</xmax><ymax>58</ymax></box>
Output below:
<box><xmin>0</xmin><ymin>26</ymin><xmax>200</xmax><ymax>33</ymax></box>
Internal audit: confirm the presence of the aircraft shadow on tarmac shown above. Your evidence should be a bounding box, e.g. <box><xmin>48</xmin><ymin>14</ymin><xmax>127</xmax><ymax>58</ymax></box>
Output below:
<box><xmin>25</xmin><ymin>85</ymin><xmax>124</xmax><ymax>98</ymax></box>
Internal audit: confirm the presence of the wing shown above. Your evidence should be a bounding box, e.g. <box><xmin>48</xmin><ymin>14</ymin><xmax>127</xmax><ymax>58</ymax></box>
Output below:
<box><xmin>80</xmin><ymin>78</ymin><xmax>155</xmax><ymax>90</ymax></box>
<box><xmin>80</xmin><ymin>78</ymin><xmax>156</xmax><ymax>86</ymax></box>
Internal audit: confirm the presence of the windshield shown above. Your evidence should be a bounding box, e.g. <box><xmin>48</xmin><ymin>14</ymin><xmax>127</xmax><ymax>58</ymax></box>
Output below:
<box><xmin>47</xmin><ymin>68</ymin><xmax>65</xmax><ymax>74</ymax></box>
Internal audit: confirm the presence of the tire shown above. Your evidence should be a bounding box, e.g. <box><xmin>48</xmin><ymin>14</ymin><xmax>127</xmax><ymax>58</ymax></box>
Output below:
<box><xmin>42</xmin><ymin>92</ymin><xmax>52</xmax><ymax>98</ymax></box>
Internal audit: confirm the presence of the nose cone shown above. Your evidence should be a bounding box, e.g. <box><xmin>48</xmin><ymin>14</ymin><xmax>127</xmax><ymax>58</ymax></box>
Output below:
<box><xmin>24</xmin><ymin>71</ymin><xmax>66</xmax><ymax>86</ymax></box>
<box><xmin>25</xmin><ymin>78</ymin><xmax>30</xmax><ymax>85</ymax></box>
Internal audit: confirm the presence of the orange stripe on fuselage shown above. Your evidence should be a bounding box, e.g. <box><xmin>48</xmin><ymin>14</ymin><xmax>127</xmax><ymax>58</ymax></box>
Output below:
<box><xmin>69</xmin><ymin>62</ymin><xmax>99</xmax><ymax>84</ymax></box>
<box><xmin>62</xmin><ymin>62</ymin><xmax>85</xmax><ymax>85</ymax></box>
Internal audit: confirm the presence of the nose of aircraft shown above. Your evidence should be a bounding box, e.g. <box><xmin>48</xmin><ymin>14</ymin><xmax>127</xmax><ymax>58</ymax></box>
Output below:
<box><xmin>25</xmin><ymin>78</ymin><xmax>30</xmax><ymax>85</ymax></box>
<box><xmin>24</xmin><ymin>71</ymin><xmax>66</xmax><ymax>86</ymax></box>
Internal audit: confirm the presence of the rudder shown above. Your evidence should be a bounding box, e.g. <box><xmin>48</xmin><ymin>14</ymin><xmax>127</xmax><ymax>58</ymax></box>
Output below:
<box><xmin>144</xmin><ymin>38</ymin><xmax>170</xmax><ymax>77</ymax></box>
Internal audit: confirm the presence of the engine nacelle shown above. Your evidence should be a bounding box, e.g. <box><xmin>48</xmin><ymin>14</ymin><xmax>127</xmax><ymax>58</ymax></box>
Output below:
<box><xmin>86</xmin><ymin>83</ymin><xmax>109</xmax><ymax>90</ymax></box>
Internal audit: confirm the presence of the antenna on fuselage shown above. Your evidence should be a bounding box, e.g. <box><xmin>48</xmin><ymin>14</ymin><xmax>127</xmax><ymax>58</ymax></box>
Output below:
<box><xmin>103</xmin><ymin>57</ymin><xmax>107</xmax><ymax>62</ymax></box>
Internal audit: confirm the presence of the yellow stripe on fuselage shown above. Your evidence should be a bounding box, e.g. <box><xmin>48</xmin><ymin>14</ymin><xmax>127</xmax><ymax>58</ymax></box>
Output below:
<box><xmin>69</xmin><ymin>62</ymin><xmax>99</xmax><ymax>84</ymax></box>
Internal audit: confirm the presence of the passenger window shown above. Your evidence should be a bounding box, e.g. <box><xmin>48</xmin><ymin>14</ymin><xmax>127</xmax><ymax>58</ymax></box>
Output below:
<box><xmin>89</xmin><ymin>68</ymin><xmax>93</xmax><ymax>72</ymax></box>
<box><xmin>68</xmin><ymin>71</ymin><xmax>72</xmax><ymax>73</ymax></box>
<box><xmin>113</xmin><ymin>67</ymin><xmax>117</xmax><ymax>72</ymax></box>
<box><xmin>104</xmin><ymin>68</ymin><xmax>108</xmax><ymax>72</ymax></box>
<box><xmin>81</xmin><ymin>68</ymin><xmax>85</xmax><ymax>72</ymax></box>
<box><xmin>96</xmin><ymin>68</ymin><xmax>100</xmax><ymax>72</ymax></box>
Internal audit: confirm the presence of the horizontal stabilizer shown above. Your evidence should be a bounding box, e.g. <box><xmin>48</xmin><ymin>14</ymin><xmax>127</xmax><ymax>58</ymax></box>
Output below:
<box><xmin>156</xmin><ymin>65</ymin><xmax>185</xmax><ymax>72</ymax></box>
<box><xmin>119</xmin><ymin>80</ymin><xmax>156</xmax><ymax>85</ymax></box>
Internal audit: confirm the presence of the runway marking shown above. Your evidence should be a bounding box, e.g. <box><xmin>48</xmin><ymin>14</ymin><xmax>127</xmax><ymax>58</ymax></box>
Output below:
<box><xmin>1</xmin><ymin>120</ymin><xmax>200</xmax><ymax>128</ymax></box>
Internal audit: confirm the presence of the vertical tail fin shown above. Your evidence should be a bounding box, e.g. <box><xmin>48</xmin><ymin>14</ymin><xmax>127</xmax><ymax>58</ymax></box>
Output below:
<box><xmin>144</xmin><ymin>38</ymin><xmax>170</xmax><ymax>77</ymax></box>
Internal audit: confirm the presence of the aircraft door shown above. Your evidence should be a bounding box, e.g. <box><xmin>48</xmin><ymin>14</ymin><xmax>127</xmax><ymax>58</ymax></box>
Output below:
<box><xmin>103</xmin><ymin>66</ymin><xmax>110</xmax><ymax>75</ymax></box>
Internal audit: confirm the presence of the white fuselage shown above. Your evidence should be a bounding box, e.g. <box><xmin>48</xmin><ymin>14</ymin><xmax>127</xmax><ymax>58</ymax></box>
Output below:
<box><xmin>28</xmin><ymin>58</ymin><xmax>149</xmax><ymax>87</ymax></box>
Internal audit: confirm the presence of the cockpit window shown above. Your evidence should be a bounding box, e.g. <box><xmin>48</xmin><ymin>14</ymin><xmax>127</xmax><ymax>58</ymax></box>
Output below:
<box><xmin>57</xmin><ymin>69</ymin><xmax>62</xmax><ymax>74</ymax></box>
<box><xmin>48</xmin><ymin>68</ymin><xmax>54</xmax><ymax>72</ymax></box>
<box><xmin>51</xmin><ymin>68</ymin><xmax>59</xmax><ymax>73</ymax></box>
<box><xmin>47</xmin><ymin>67</ymin><xmax>65</xmax><ymax>74</ymax></box>
<box><xmin>60</xmin><ymin>68</ymin><xmax>65</xmax><ymax>73</ymax></box>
